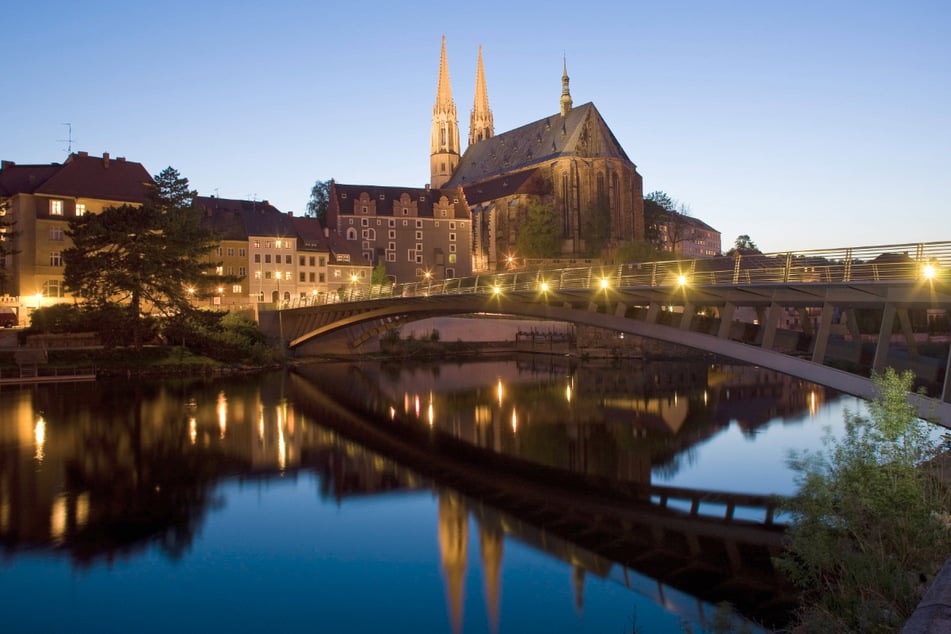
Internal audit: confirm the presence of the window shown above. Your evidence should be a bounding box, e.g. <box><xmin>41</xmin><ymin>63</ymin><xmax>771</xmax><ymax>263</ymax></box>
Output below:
<box><xmin>402</xmin><ymin>220</ymin><xmax>408</xmax><ymax>227</ymax></box>
<box><xmin>346</xmin><ymin>227</ymin><xmax>357</xmax><ymax>240</ymax></box>
<box><xmin>348</xmin><ymin>218</ymin><xmax>354</xmax><ymax>225</ymax></box>
<box><xmin>254</xmin><ymin>271</ymin><xmax>262</xmax><ymax>280</ymax></box>
<box><xmin>75</xmin><ymin>203</ymin><xmax>86</xmax><ymax>217</ymax></box>
<box><xmin>388</xmin><ymin>230</ymin><xmax>396</xmax><ymax>239</ymax></box>
<box><xmin>285</xmin><ymin>255</ymin><xmax>292</xmax><ymax>264</ymax></box>
<box><xmin>253</xmin><ymin>240</ymin><xmax>261</xmax><ymax>248</ymax></box>
<box><xmin>232</xmin><ymin>284</ymin><xmax>242</xmax><ymax>293</ymax></box>
<box><xmin>227</xmin><ymin>247</ymin><xmax>234</xmax><ymax>256</ymax></box>
<box><xmin>216</xmin><ymin>247</ymin><xmax>223</xmax><ymax>257</ymax></box>
<box><xmin>362</xmin><ymin>241</ymin><xmax>371</xmax><ymax>250</ymax></box>
<box><xmin>415</xmin><ymin>254</ymin><xmax>423</xmax><ymax>264</ymax></box>
<box><xmin>441</xmin><ymin>210</ymin><xmax>447</xmax><ymax>217</ymax></box>
<box><xmin>361</xmin><ymin>218</ymin><xmax>369</xmax><ymax>227</ymax></box>
<box><xmin>254</xmin><ymin>254</ymin><xmax>261</xmax><ymax>263</ymax></box>
<box><xmin>239</xmin><ymin>267</ymin><xmax>246</xmax><ymax>276</ymax></box>
<box><xmin>285</xmin><ymin>271</ymin><xmax>292</xmax><ymax>281</ymax></box>
<box><xmin>318</xmin><ymin>256</ymin><xmax>326</xmax><ymax>266</ymax></box>
<box><xmin>407</xmin><ymin>250</ymin><xmax>416</xmax><ymax>262</ymax></box>
<box><xmin>309</xmin><ymin>256</ymin><xmax>315</xmax><ymax>266</ymax></box>
<box><xmin>299</xmin><ymin>272</ymin><xmax>306</xmax><ymax>282</ymax></box>
<box><xmin>416</xmin><ymin>219</ymin><xmax>423</xmax><ymax>229</ymax></box>
<box><xmin>376</xmin><ymin>219</ymin><xmax>381</xmax><ymax>226</ymax></box>
<box><xmin>434</xmin><ymin>221</ymin><xmax>439</xmax><ymax>228</ymax></box>
<box><xmin>388</xmin><ymin>242</ymin><xmax>396</xmax><ymax>251</ymax></box>
<box><xmin>402</xmin><ymin>208</ymin><xmax>408</xmax><ymax>215</ymax></box>
<box><xmin>239</xmin><ymin>248</ymin><xmax>246</xmax><ymax>257</ymax></box>
<box><xmin>362</xmin><ymin>206</ymin><xmax>368</xmax><ymax>214</ymax></box>
<box><xmin>299</xmin><ymin>255</ymin><xmax>306</xmax><ymax>266</ymax></box>
<box><xmin>215</xmin><ymin>266</ymin><xmax>224</xmax><ymax>275</ymax></box>
<box><xmin>415</xmin><ymin>231</ymin><xmax>423</xmax><ymax>240</ymax></box>
<box><xmin>415</xmin><ymin>243</ymin><xmax>423</xmax><ymax>251</ymax></box>
<box><xmin>449</xmin><ymin>222</ymin><xmax>456</xmax><ymax>230</ymax></box>
<box><xmin>449</xmin><ymin>244</ymin><xmax>456</xmax><ymax>253</ymax></box>
<box><xmin>49</xmin><ymin>200</ymin><xmax>63</xmax><ymax>215</ymax></box>
<box><xmin>319</xmin><ymin>273</ymin><xmax>326</xmax><ymax>282</ymax></box>
<box><xmin>333</xmin><ymin>270</ymin><xmax>341</xmax><ymax>278</ymax></box>
<box><xmin>449</xmin><ymin>233</ymin><xmax>456</xmax><ymax>242</ymax></box>
<box><xmin>264</xmin><ymin>240</ymin><xmax>272</xmax><ymax>248</ymax></box>
<box><xmin>49</xmin><ymin>226</ymin><xmax>64</xmax><ymax>241</ymax></box>
<box><xmin>265</xmin><ymin>271</ymin><xmax>272</xmax><ymax>280</ymax></box>
<box><xmin>449</xmin><ymin>254</ymin><xmax>457</xmax><ymax>263</ymax></box>
<box><xmin>388</xmin><ymin>219</ymin><xmax>395</xmax><ymax>228</ymax></box>
<box><xmin>386</xmin><ymin>252</ymin><xmax>396</xmax><ymax>262</ymax></box>
<box><xmin>309</xmin><ymin>272</ymin><xmax>315</xmax><ymax>282</ymax></box>
<box><xmin>42</xmin><ymin>279</ymin><xmax>64</xmax><ymax>297</ymax></box>
<box><xmin>50</xmin><ymin>251</ymin><xmax>62</xmax><ymax>266</ymax></box>
<box><xmin>264</xmin><ymin>254</ymin><xmax>271</xmax><ymax>264</ymax></box>
<box><xmin>446</xmin><ymin>268</ymin><xmax>454</xmax><ymax>277</ymax></box>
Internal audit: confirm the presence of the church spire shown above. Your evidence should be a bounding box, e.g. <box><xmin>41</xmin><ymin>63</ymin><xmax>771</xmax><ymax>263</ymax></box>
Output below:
<box><xmin>431</xmin><ymin>35</ymin><xmax>460</xmax><ymax>189</ymax></box>
<box><xmin>469</xmin><ymin>45</ymin><xmax>494</xmax><ymax>146</ymax></box>
<box><xmin>560</xmin><ymin>56</ymin><xmax>573</xmax><ymax>116</ymax></box>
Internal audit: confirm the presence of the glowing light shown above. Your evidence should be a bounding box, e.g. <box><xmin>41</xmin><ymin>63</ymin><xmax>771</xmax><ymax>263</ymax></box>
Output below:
<box><xmin>427</xmin><ymin>402</ymin><xmax>434</xmax><ymax>427</ymax></box>
<box><xmin>34</xmin><ymin>416</ymin><xmax>46</xmax><ymax>462</ymax></box>
<box><xmin>497</xmin><ymin>379</ymin><xmax>504</xmax><ymax>406</ymax></box>
<box><xmin>566</xmin><ymin>384</ymin><xmax>572</xmax><ymax>403</ymax></box>
<box><xmin>923</xmin><ymin>264</ymin><xmax>937</xmax><ymax>280</ymax></box>
<box><xmin>217</xmin><ymin>391</ymin><xmax>227</xmax><ymax>439</ymax></box>
<box><xmin>189</xmin><ymin>417</ymin><xmax>197</xmax><ymax>444</ymax></box>
<box><xmin>390</xmin><ymin>406</ymin><xmax>396</xmax><ymax>420</ymax></box>
<box><xmin>511</xmin><ymin>409</ymin><xmax>518</xmax><ymax>433</ymax></box>
<box><xmin>809</xmin><ymin>390</ymin><xmax>818</xmax><ymax>416</ymax></box>
<box><xmin>75</xmin><ymin>492</ymin><xmax>90</xmax><ymax>529</ymax></box>
<box><xmin>351</xmin><ymin>274</ymin><xmax>359</xmax><ymax>283</ymax></box>
<box><xmin>414</xmin><ymin>395</ymin><xmax>420</xmax><ymax>418</ymax></box>
<box><xmin>50</xmin><ymin>495</ymin><xmax>67</xmax><ymax>543</ymax></box>
<box><xmin>492</xmin><ymin>285</ymin><xmax>501</xmax><ymax>295</ymax></box>
<box><xmin>187</xmin><ymin>287</ymin><xmax>195</xmax><ymax>296</ymax></box>
<box><xmin>600</xmin><ymin>278</ymin><xmax>609</xmax><ymax>289</ymax></box>
<box><xmin>677</xmin><ymin>274</ymin><xmax>687</xmax><ymax>286</ymax></box>
<box><xmin>540</xmin><ymin>282</ymin><xmax>549</xmax><ymax>292</ymax></box>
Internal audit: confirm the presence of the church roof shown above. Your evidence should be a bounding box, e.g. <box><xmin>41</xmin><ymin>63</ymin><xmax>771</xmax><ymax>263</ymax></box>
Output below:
<box><xmin>446</xmin><ymin>102</ymin><xmax>633</xmax><ymax>187</ymax></box>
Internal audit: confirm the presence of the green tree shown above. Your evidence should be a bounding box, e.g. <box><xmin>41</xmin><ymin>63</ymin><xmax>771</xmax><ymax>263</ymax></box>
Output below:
<box><xmin>779</xmin><ymin>368</ymin><xmax>951</xmax><ymax>632</ymax></box>
<box><xmin>515</xmin><ymin>198</ymin><xmax>561</xmax><ymax>259</ymax></box>
<box><xmin>582</xmin><ymin>198</ymin><xmax>612</xmax><ymax>257</ymax></box>
<box><xmin>371</xmin><ymin>260</ymin><xmax>389</xmax><ymax>285</ymax></box>
<box><xmin>726</xmin><ymin>234</ymin><xmax>760</xmax><ymax>256</ymax></box>
<box><xmin>64</xmin><ymin>167</ymin><xmax>221</xmax><ymax>349</ymax></box>
<box><xmin>610</xmin><ymin>240</ymin><xmax>663</xmax><ymax>264</ymax></box>
<box><xmin>306</xmin><ymin>179</ymin><xmax>331</xmax><ymax>225</ymax></box>
<box><xmin>0</xmin><ymin>197</ymin><xmax>19</xmax><ymax>294</ymax></box>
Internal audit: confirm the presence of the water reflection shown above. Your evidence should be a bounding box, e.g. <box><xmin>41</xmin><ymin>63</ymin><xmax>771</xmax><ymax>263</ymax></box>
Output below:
<box><xmin>0</xmin><ymin>359</ymin><xmax>843</xmax><ymax>632</ymax></box>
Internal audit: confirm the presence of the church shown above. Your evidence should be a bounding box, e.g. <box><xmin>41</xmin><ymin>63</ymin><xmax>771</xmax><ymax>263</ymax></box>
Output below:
<box><xmin>327</xmin><ymin>37</ymin><xmax>644</xmax><ymax>280</ymax></box>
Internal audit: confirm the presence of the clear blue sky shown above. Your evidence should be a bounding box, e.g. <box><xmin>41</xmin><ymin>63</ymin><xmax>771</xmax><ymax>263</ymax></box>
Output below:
<box><xmin>5</xmin><ymin>1</ymin><xmax>948</xmax><ymax>253</ymax></box>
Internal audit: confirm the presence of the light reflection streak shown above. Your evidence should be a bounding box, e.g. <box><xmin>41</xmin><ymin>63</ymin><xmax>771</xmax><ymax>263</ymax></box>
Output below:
<box><xmin>50</xmin><ymin>494</ymin><xmax>66</xmax><ymax>543</ymax></box>
<box><xmin>34</xmin><ymin>417</ymin><xmax>46</xmax><ymax>462</ymax></box>
<box><xmin>511</xmin><ymin>409</ymin><xmax>517</xmax><ymax>433</ymax></box>
<box><xmin>75</xmin><ymin>492</ymin><xmax>90</xmax><ymax>529</ymax></box>
<box><xmin>497</xmin><ymin>379</ymin><xmax>503</xmax><ymax>406</ymax></box>
<box><xmin>276</xmin><ymin>403</ymin><xmax>287</xmax><ymax>471</ymax></box>
<box><xmin>189</xmin><ymin>417</ymin><xmax>197</xmax><ymax>444</ymax></box>
<box><xmin>428</xmin><ymin>402</ymin><xmax>434</xmax><ymax>427</ymax></box>
<box><xmin>217</xmin><ymin>391</ymin><xmax>228</xmax><ymax>439</ymax></box>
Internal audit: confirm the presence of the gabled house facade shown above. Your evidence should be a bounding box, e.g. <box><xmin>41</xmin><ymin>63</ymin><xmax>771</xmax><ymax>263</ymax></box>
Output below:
<box><xmin>0</xmin><ymin>152</ymin><xmax>152</xmax><ymax>317</ymax></box>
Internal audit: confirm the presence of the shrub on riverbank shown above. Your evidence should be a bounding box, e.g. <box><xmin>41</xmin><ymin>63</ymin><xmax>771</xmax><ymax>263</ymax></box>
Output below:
<box><xmin>779</xmin><ymin>368</ymin><xmax>951</xmax><ymax>632</ymax></box>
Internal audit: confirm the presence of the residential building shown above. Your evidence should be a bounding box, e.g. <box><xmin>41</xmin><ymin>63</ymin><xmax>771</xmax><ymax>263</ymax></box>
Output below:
<box><xmin>326</xmin><ymin>183</ymin><xmax>472</xmax><ymax>283</ymax></box>
<box><xmin>290</xmin><ymin>216</ymin><xmax>333</xmax><ymax>302</ymax></box>
<box><xmin>194</xmin><ymin>196</ymin><xmax>252</xmax><ymax>306</ymax></box>
<box><xmin>656</xmin><ymin>214</ymin><xmax>722</xmax><ymax>258</ymax></box>
<box><xmin>0</xmin><ymin>152</ymin><xmax>151</xmax><ymax>317</ymax></box>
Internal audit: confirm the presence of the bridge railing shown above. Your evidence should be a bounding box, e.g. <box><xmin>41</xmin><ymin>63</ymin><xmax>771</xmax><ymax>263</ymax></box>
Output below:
<box><xmin>282</xmin><ymin>241</ymin><xmax>951</xmax><ymax>308</ymax></box>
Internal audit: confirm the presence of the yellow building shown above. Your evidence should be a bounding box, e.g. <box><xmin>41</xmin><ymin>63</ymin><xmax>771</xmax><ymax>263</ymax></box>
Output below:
<box><xmin>0</xmin><ymin>152</ymin><xmax>152</xmax><ymax>319</ymax></box>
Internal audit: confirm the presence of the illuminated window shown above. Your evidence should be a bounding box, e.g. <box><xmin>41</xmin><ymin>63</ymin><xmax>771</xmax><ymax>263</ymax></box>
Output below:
<box><xmin>215</xmin><ymin>266</ymin><xmax>224</xmax><ymax>275</ymax></box>
<box><xmin>49</xmin><ymin>200</ymin><xmax>63</xmax><ymax>215</ymax></box>
<box><xmin>254</xmin><ymin>271</ymin><xmax>262</xmax><ymax>280</ymax></box>
<box><xmin>42</xmin><ymin>279</ymin><xmax>64</xmax><ymax>297</ymax></box>
<box><xmin>75</xmin><ymin>203</ymin><xmax>86</xmax><ymax>216</ymax></box>
<box><xmin>232</xmin><ymin>284</ymin><xmax>242</xmax><ymax>293</ymax></box>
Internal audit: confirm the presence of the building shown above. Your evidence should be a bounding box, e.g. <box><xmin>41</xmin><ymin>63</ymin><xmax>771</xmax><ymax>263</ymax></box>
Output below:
<box><xmin>656</xmin><ymin>214</ymin><xmax>722</xmax><ymax>258</ymax></box>
<box><xmin>442</xmin><ymin>51</ymin><xmax>645</xmax><ymax>271</ymax></box>
<box><xmin>195</xmin><ymin>196</ymin><xmax>252</xmax><ymax>306</ymax></box>
<box><xmin>325</xmin><ymin>183</ymin><xmax>472</xmax><ymax>283</ymax></box>
<box><xmin>0</xmin><ymin>152</ymin><xmax>152</xmax><ymax>317</ymax></box>
<box><xmin>291</xmin><ymin>215</ymin><xmax>376</xmax><ymax>303</ymax></box>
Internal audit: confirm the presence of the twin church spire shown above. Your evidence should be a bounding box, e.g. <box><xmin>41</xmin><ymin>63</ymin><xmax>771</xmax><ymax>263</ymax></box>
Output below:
<box><xmin>429</xmin><ymin>38</ymin><xmax>573</xmax><ymax>188</ymax></box>
<box><xmin>430</xmin><ymin>37</ymin><xmax>496</xmax><ymax>189</ymax></box>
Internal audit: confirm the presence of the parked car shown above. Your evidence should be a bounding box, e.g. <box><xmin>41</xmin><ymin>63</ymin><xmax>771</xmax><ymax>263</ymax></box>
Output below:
<box><xmin>0</xmin><ymin>306</ymin><xmax>18</xmax><ymax>328</ymax></box>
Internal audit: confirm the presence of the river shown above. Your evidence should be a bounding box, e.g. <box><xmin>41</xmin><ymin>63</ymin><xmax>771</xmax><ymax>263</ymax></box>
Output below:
<box><xmin>0</xmin><ymin>356</ymin><xmax>863</xmax><ymax>633</ymax></box>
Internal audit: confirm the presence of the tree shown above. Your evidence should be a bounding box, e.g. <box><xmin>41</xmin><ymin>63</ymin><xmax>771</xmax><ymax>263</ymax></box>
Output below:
<box><xmin>515</xmin><ymin>198</ymin><xmax>561</xmax><ymax>259</ymax></box>
<box><xmin>726</xmin><ymin>234</ymin><xmax>760</xmax><ymax>256</ymax></box>
<box><xmin>306</xmin><ymin>179</ymin><xmax>331</xmax><ymax>225</ymax></box>
<box><xmin>779</xmin><ymin>369</ymin><xmax>951</xmax><ymax>632</ymax></box>
<box><xmin>582</xmin><ymin>198</ymin><xmax>612</xmax><ymax>257</ymax></box>
<box><xmin>64</xmin><ymin>167</ymin><xmax>221</xmax><ymax>349</ymax></box>
<box><xmin>0</xmin><ymin>197</ymin><xmax>20</xmax><ymax>294</ymax></box>
<box><xmin>610</xmin><ymin>240</ymin><xmax>663</xmax><ymax>264</ymax></box>
<box><xmin>371</xmin><ymin>261</ymin><xmax>389</xmax><ymax>285</ymax></box>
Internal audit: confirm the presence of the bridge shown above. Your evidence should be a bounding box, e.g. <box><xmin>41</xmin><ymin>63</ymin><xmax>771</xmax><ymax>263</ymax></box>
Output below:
<box><xmin>269</xmin><ymin>241</ymin><xmax>951</xmax><ymax>425</ymax></box>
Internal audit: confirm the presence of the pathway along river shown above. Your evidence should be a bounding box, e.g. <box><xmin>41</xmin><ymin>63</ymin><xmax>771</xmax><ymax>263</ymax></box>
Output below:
<box><xmin>0</xmin><ymin>356</ymin><xmax>866</xmax><ymax>633</ymax></box>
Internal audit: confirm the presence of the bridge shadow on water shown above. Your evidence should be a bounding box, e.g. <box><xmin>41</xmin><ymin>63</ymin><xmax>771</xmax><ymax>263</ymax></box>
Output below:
<box><xmin>289</xmin><ymin>362</ymin><xmax>800</xmax><ymax>630</ymax></box>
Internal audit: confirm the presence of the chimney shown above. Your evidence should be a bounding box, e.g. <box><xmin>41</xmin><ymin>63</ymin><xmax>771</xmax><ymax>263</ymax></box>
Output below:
<box><xmin>117</xmin><ymin>156</ymin><xmax>126</xmax><ymax>163</ymax></box>
<box><xmin>1</xmin><ymin>160</ymin><xmax>14</xmax><ymax>169</ymax></box>
<box><xmin>287</xmin><ymin>211</ymin><xmax>294</xmax><ymax>217</ymax></box>
<box><xmin>324</xmin><ymin>227</ymin><xmax>329</xmax><ymax>238</ymax></box>
<box><xmin>78</xmin><ymin>151</ymin><xmax>89</xmax><ymax>158</ymax></box>
<box><xmin>102</xmin><ymin>152</ymin><xmax>110</xmax><ymax>168</ymax></box>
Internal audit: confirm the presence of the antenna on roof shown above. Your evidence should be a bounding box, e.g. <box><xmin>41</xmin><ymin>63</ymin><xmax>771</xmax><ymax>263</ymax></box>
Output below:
<box><xmin>58</xmin><ymin>123</ymin><xmax>74</xmax><ymax>155</ymax></box>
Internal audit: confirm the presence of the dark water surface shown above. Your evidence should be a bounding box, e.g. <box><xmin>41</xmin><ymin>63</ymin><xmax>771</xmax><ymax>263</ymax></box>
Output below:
<box><xmin>0</xmin><ymin>357</ymin><xmax>861</xmax><ymax>633</ymax></box>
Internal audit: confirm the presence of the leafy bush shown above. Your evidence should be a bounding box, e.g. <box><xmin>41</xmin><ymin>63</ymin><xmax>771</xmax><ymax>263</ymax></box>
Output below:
<box><xmin>779</xmin><ymin>368</ymin><xmax>951</xmax><ymax>632</ymax></box>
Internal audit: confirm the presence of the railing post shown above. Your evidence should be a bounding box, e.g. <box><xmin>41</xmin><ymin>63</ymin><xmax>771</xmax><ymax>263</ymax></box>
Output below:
<box><xmin>732</xmin><ymin>254</ymin><xmax>742</xmax><ymax>285</ymax></box>
<box><xmin>783</xmin><ymin>252</ymin><xmax>792</xmax><ymax>283</ymax></box>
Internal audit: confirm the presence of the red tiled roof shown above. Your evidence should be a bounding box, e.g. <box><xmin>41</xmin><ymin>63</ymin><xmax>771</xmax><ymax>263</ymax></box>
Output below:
<box><xmin>1</xmin><ymin>152</ymin><xmax>152</xmax><ymax>203</ymax></box>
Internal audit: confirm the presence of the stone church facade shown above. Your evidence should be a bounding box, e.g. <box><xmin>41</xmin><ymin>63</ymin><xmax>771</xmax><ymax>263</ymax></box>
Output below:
<box><xmin>327</xmin><ymin>38</ymin><xmax>645</xmax><ymax>280</ymax></box>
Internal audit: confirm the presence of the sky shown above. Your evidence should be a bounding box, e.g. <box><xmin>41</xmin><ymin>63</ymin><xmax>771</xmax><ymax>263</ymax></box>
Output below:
<box><xmin>4</xmin><ymin>1</ymin><xmax>949</xmax><ymax>253</ymax></box>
